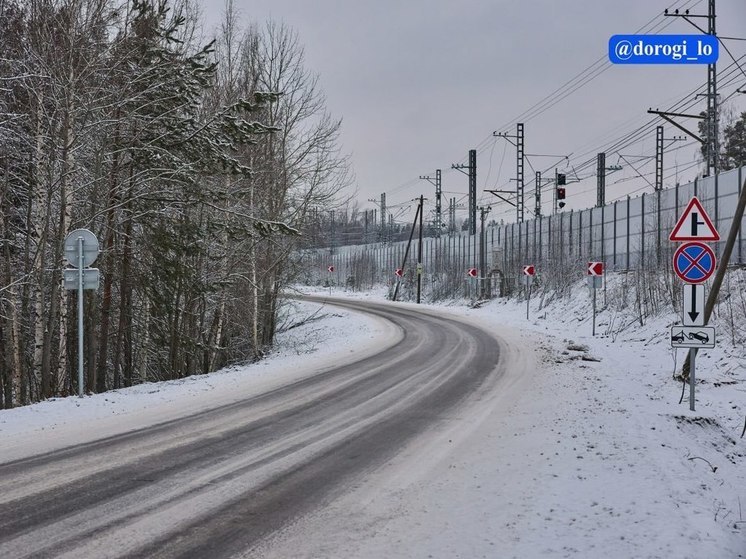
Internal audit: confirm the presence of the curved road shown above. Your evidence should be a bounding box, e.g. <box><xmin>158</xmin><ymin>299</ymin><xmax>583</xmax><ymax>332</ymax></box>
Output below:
<box><xmin>0</xmin><ymin>297</ymin><xmax>504</xmax><ymax>558</ymax></box>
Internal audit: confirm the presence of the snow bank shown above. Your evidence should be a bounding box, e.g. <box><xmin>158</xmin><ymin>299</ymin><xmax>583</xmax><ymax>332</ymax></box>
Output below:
<box><xmin>0</xmin><ymin>299</ymin><xmax>395</xmax><ymax>462</ymax></box>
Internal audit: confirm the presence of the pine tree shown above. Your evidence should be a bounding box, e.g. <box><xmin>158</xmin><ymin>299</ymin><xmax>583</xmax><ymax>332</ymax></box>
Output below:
<box><xmin>722</xmin><ymin>111</ymin><xmax>746</xmax><ymax>170</ymax></box>
<box><xmin>107</xmin><ymin>0</ymin><xmax>282</xmax><ymax>381</ymax></box>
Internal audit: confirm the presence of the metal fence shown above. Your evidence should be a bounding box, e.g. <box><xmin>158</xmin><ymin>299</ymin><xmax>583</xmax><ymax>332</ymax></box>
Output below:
<box><xmin>301</xmin><ymin>166</ymin><xmax>745</xmax><ymax>294</ymax></box>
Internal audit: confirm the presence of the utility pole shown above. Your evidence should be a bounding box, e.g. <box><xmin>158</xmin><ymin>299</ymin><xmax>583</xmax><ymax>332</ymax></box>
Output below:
<box><xmin>330</xmin><ymin>210</ymin><xmax>336</xmax><ymax>254</ymax></box>
<box><xmin>659</xmin><ymin>2</ymin><xmax>719</xmax><ymax>179</ymax></box>
<box><xmin>654</xmin><ymin>127</ymin><xmax>684</xmax><ymax>262</ymax></box>
<box><xmin>381</xmin><ymin>192</ymin><xmax>387</xmax><ymax>241</ymax></box>
<box><xmin>706</xmin><ymin>0</ymin><xmax>718</xmax><ymax>181</ymax></box>
<box><xmin>451</xmin><ymin>151</ymin><xmax>477</xmax><ymax>235</ymax></box>
<box><xmin>597</xmin><ymin>153</ymin><xmax>606</xmax><ymax>207</ymax></box>
<box><xmin>554</xmin><ymin>168</ymin><xmax>558</xmax><ymax>213</ymax></box>
<box><xmin>312</xmin><ymin>207</ymin><xmax>320</xmax><ymax>246</ymax></box>
<box><xmin>655</xmin><ymin>126</ymin><xmax>664</xmax><ymax>192</ymax></box>
<box><xmin>419</xmin><ymin>169</ymin><xmax>443</xmax><ymax>236</ymax></box>
<box><xmin>392</xmin><ymin>200</ymin><xmax>422</xmax><ymax>302</ymax></box>
<box><xmin>436</xmin><ymin>169</ymin><xmax>442</xmax><ymax>234</ymax></box>
<box><xmin>417</xmin><ymin>194</ymin><xmax>424</xmax><ymax>304</ymax></box>
<box><xmin>596</xmin><ymin>153</ymin><xmax>623</xmax><ymax>207</ymax></box>
<box><xmin>656</xmin><ymin>127</ymin><xmax>664</xmax><ymax>265</ymax></box>
<box><xmin>479</xmin><ymin>206</ymin><xmax>491</xmax><ymax>298</ymax></box>
<box><xmin>554</xmin><ymin>168</ymin><xmax>561</xmax><ymax>214</ymax></box>
<box><xmin>469</xmin><ymin>150</ymin><xmax>477</xmax><ymax>235</ymax></box>
<box><xmin>493</xmin><ymin>123</ymin><xmax>525</xmax><ymax>222</ymax></box>
<box><xmin>367</xmin><ymin>195</ymin><xmax>387</xmax><ymax>242</ymax></box>
<box><xmin>517</xmin><ymin>123</ymin><xmax>525</xmax><ymax>223</ymax></box>
<box><xmin>449</xmin><ymin>197</ymin><xmax>457</xmax><ymax>234</ymax></box>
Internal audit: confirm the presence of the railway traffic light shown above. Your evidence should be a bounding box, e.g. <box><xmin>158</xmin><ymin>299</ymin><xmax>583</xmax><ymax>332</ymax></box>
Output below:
<box><xmin>557</xmin><ymin>186</ymin><xmax>566</xmax><ymax>209</ymax></box>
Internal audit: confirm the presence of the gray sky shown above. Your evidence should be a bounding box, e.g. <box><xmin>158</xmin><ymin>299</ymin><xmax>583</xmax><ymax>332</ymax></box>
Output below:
<box><xmin>199</xmin><ymin>0</ymin><xmax>746</xmax><ymax>225</ymax></box>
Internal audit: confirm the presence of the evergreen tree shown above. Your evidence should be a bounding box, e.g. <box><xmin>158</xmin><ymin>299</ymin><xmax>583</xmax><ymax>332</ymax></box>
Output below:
<box><xmin>0</xmin><ymin>0</ymin><xmax>345</xmax><ymax>407</ymax></box>
<box><xmin>697</xmin><ymin>108</ymin><xmax>746</xmax><ymax>172</ymax></box>
<box><xmin>722</xmin><ymin>111</ymin><xmax>746</xmax><ymax>170</ymax></box>
<box><xmin>110</xmin><ymin>0</ymin><xmax>281</xmax><ymax>382</ymax></box>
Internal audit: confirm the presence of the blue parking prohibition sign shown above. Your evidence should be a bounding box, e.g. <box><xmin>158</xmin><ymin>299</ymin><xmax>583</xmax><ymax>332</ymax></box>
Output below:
<box><xmin>673</xmin><ymin>242</ymin><xmax>716</xmax><ymax>284</ymax></box>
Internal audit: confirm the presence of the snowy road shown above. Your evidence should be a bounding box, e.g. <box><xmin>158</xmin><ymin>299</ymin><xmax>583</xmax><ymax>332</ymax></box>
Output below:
<box><xmin>0</xmin><ymin>297</ymin><xmax>507</xmax><ymax>558</ymax></box>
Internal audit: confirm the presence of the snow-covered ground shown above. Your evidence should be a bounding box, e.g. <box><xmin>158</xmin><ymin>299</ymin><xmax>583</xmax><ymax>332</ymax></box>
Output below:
<box><xmin>258</xmin><ymin>283</ymin><xmax>746</xmax><ymax>559</ymax></box>
<box><xmin>1</xmin><ymin>280</ymin><xmax>744</xmax><ymax>558</ymax></box>
<box><xmin>0</xmin><ymin>301</ymin><xmax>397</xmax><ymax>462</ymax></box>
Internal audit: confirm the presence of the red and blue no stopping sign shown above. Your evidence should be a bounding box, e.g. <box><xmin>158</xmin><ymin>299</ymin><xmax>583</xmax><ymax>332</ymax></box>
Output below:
<box><xmin>673</xmin><ymin>242</ymin><xmax>716</xmax><ymax>284</ymax></box>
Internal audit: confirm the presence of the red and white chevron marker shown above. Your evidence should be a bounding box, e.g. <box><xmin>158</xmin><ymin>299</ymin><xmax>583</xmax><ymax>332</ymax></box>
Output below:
<box><xmin>587</xmin><ymin>261</ymin><xmax>604</xmax><ymax>276</ymax></box>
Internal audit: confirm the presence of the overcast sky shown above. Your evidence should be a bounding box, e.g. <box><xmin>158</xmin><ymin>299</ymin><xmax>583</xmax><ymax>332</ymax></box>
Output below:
<box><xmin>199</xmin><ymin>0</ymin><xmax>746</xmax><ymax>225</ymax></box>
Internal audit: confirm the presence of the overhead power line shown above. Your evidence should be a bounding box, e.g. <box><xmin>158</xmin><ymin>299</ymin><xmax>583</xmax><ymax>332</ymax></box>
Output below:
<box><xmin>387</xmin><ymin>0</ymin><xmax>746</xmax><ymax>217</ymax></box>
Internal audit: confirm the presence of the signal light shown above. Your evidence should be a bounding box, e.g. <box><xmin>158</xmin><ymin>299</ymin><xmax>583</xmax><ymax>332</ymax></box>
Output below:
<box><xmin>557</xmin><ymin>173</ymin><xmax>566</xmax><ymax>186</ymax></box>
<box><xmin>558</xmin><ymin>201</ymin><xmax>566</xmax><ymax>209</ymax></box>
<box><xmin>557</xmin><ymin>187</ymin><xmax>566</xmax><ymax>200</ymax></box>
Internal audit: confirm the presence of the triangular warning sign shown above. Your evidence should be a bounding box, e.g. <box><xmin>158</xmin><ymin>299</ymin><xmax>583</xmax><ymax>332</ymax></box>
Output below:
<box><xmin>669</xmin><ymin>196</ymin><xmax>720</xmax><ymax>241</ymax></box>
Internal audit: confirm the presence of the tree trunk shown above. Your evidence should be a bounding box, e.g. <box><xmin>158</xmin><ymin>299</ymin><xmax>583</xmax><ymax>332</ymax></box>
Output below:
<box><xmin>208</xmin><ymin>297</ymin><xmax>225</xmax><ymax>372</ymax></box>
<box><xmin>44</xmin><ymin>93</ymin><xmax>75</xmax><ymax>397</ymax></box>
<box><xmin>86</xmin><ymin>292</ymin><xmax>97</xmax><ymax>393</ymax></box>
<box><xmin>31</xmin><ymin>89</ymin><xmax>49</xmax><ymax>404</ymax></box>
<box><xmin>96</xmin><ymin>117</ymin><xmax>121</xmax><ymax>393</ymax></box>
<box><xmin>138</xmin><ymin>298</ymin><xmax>150</xmax><ymax>384</ymax></box>
<box><xmin>120</xmin><ymin>187</ymin><xmax>134</xmax><ymax>387</ymax></box>
<box><xmin>168</xmin><ymin>281</ymin><xmax>183</xmax><ymax>378</ymax></box>
<box><xmin>250</xmin><ymin>182</ymin><xmax>260</xmax><ymax>358</ymax></box>
<box><xmin>56</xmin><ymin>288</ymin><xmax>70</xmax><ymax>395</ymax></box>
<box><xmin>1</xmin><ymin>161</ymin><xmax>22</xmax><ymax>407</ymax></box>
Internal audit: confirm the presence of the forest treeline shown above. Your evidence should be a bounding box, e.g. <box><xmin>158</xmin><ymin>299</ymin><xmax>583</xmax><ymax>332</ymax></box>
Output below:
<box><xmin>0</xmin><ymin>0</ymin><xmax>351</xmax><ymax>407</ymax></box>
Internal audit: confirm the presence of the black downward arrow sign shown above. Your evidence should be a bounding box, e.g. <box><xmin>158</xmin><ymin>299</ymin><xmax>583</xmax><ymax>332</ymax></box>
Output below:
<box><xmin>688</xmin><ymin>284</ymin><xmax>700</xmax><ymax>322</ymax></box>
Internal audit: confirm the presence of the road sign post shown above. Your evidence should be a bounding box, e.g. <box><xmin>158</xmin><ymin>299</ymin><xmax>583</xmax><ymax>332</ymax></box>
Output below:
<box><xmin>64</xmin><ymin>229</ymin><xmax>99</xmax><ymax>397</ymax></box>
<box><xmin>587</xmin><ymin>262</ymin><xmax>604</xmax><ymax>336</ymax></box>
<box><xmin>591</xmin><ymin>287</ymin><xmax>596</xmax><ymax>338</ymax></box>
<box><xmin>523</xmin><ymin>265</ymin><xmax>535</xmax><ymax>320</ymax></box>
<box><xmin>77</xmin><ymin>237</ymin><xmax>84</xmax><ymax>397</ymax></box>
<box><xmin>689</xmin><ymin>349</ymin><xmax>696</xmax><ymax>410</ymax></box>
<box><xmin>467</xmin><ymin>268</ymin><xmax>478</xmax><ymax>301</ymax></box>
<box><xmin>669</xmin><ymin>196</ymin><xmax>720</xmax><ymax>411</ymax></box>
<box><xmin>327</xmin><ymin>265</ymin><xmax>334</xmax><ymax>294</ymax></box>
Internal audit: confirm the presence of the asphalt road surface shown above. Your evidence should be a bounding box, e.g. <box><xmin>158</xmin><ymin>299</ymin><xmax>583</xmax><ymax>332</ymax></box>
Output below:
<box><xmin>0</xmin><ymin>297</ymin><xmax>504</xmax><ymax>558</ymax></box>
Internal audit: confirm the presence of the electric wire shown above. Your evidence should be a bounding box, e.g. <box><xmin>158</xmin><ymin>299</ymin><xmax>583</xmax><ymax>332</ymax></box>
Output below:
<box><xmin>383</xmin><ymin>0</ymin><xmax>746</xmax><ymax>224</ymax></box>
